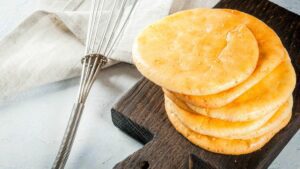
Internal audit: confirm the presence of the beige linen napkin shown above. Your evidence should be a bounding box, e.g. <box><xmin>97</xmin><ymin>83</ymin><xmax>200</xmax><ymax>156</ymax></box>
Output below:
<box><xmin>0</xmin><ymin>0</ymin><xmax>174</xmax><ymax>99</ymax></box>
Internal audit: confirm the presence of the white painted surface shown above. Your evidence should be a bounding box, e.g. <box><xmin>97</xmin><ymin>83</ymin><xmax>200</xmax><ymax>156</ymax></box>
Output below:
<box><xmin>0</xmin><ymin>1</ymin><xmax>299</xmax><ymax>169</ymax></box>
<box><xmin>0</xmin><ymin>63</ymin><xmax>143</xmax><ymax>169</ymax></box>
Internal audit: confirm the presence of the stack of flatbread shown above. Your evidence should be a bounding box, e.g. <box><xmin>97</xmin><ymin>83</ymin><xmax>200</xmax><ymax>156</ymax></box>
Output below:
<box><xmin>132</xmin><ymin>9</ymin><xmax>296</xmax><ymax>155</ymax></box>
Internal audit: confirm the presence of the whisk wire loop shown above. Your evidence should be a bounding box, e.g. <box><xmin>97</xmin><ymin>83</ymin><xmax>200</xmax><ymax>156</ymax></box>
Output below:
<box><xmin>89</xmin><ymin>0</ymin><xmax>105</xmax><ymax>54</ymax></box>
<box><xmin>107</xmin><ymin>0</ymin><xmax>138</xmax><ymax>56</ymax></box>
<box><xmin>102</xmin><ymin>0</ymin><xmax>128</xmax><ymax>55</ymax></box>
<box><xmin>97</xmin><ymin>0</ymin><xmax>118</xmax><ymax>53</ymax></box>
<box><xmin>84</xmin><ymin>0</ymin><xmax>99</xmax><ymax>54</ymax></box>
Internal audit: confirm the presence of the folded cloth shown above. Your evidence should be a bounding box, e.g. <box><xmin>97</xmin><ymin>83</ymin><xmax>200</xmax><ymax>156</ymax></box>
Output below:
<box><xmin>0</xmin><ymin>0</ymin><xmax>175</xmax><ymax>99</ymax></box>
<box><xmin>0</xmin><ymin>0</ymin><xmax>294</xmax><ymax>99</ymax></box>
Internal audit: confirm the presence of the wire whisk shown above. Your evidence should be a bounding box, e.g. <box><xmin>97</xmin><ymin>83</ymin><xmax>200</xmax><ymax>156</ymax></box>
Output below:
<box><xmin>52</xmin><ymin>0</ymin><xmax>138</xmax><ymax>168</ymax></box>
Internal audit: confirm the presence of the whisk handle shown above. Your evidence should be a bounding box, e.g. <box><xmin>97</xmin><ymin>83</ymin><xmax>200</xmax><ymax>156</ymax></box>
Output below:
<box><xmin>52</xmin><ymin>103</ymin><xmax>85</xmax><ymax>169</ymax></box>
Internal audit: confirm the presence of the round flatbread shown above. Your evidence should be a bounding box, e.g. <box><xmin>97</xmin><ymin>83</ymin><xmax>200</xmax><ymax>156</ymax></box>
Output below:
<box><xmin>164</xmin><ymin>94</ymin><xmax>278</xmax><ymax>138</ymax></box>
<box><xmin>172</xmin><ymin>9</ymin><xmax>285</xmax><ymax>108</ymax></box>
<box><xmin>133</xmin><ymin>8</ymin><xmax>259</xmax><ymax>95</ymax></box>
<box><xmin>224</xmin><ymin>96</ymin><xmax>292</xmax><ymax>139</ymax></box>
<box><xmin>182</xmin><ymin>59</ymin><xmax>295</xmax><ymax>121</ymax></box>
<box><xmin>166</xmin><ymin>105</ymin><xmax>290</xmax><ymax>155</ymax></box>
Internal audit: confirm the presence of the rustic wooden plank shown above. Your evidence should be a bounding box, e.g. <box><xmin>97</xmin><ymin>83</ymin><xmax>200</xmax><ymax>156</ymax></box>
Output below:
<box><xmin>111</xmin><ymin>0</ymin><xmax>300</xmax><ymax>168</ymax></box>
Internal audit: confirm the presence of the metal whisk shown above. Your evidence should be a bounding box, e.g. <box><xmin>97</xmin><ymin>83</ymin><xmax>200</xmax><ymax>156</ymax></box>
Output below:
<box><xmin>52</xmin><ymin>0</ymin><xmax>138</xmax><ymax>168</ymax></box>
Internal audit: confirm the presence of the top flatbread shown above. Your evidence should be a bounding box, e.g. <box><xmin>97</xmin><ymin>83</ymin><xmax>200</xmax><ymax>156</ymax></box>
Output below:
<box><xmin>172</xmin><ymin>9</ymin><xmax>285</xmax><ymax>108</ymax></box>
<box><xmin>133</xmin><ymin>8</ymin><xmax>259</xmax><ymax>95</ymax></box>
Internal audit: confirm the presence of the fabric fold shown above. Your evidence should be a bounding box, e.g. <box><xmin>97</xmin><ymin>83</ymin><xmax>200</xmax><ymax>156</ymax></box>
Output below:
<box><xmin>0</xmin><ymin>0</ymin><xmax>175</xmax><ymax>98</ymax></box>
<box><xmin>0</xmin><ymin>10</ymin><xmax>84</xmax><ymax>98</ymax></box>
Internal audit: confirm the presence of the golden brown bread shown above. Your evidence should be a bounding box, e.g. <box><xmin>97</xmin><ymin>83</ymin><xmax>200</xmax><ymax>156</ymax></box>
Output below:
<box><xmin>133</xmin><ymin>9</ymin><xmax>259</xmax><ymax>95</ymax></box>
<box><xmin>166</xmin><ymin>103</ymin><xmax>291</xmax><ymax>155</ymax></box>
<box><xmin>178</xmin><ymin>59</ymin><xmax>295</xmax><ymax>122</ymax></box>
<box><xmin>132</xmin><ymin>8</ymin><xmax>295</xmax><ymax>155</ymax></box>
<box><xmin>230</xmin><ymin>97</ymin><xmax>293</xmax><ymax>139</ymax></box>
<box><xmin>164</xmin><ymin>94</ymin><xmax>280</xmax><ymax>139</ymax></box>
<box><xmin>172</xmin><ymin>9</ymin><xmax>285</xmax><ymax>108</ymax></box>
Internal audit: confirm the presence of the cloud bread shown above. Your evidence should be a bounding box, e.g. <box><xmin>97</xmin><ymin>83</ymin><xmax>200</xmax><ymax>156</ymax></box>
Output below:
<box><xmin>171</xmin><ymin>9</ymin><xmax>285</xmax><ymax>108</ymax></box>
<box><xmin>166</xmin><ymin>104</ymin><xmax>291</xmax><ymax>155</ymax></box>
<box><xmin>133</xmin><ymin>9</ymin><xmax>259</xmax><ymax>96</ymax></box>
<box><xmin>164</xmin><ymin>94</ymin><xmax>278</xmax><ymax>139</ymax></box>
<box><xmin>228</xmin><ymin>97</ymin><xmax>292</xmax><ymax>139</ymax></box>
<box><xmin>183</xmin><ymin>59</ymin><xmax>295</xmax><ymax>122</ymax></box>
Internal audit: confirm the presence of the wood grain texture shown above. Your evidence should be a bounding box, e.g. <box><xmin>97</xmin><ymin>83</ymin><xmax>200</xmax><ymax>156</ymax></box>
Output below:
<box><xmin>111</xmin><ymin>0</ymin><xmax>300</xmax><ymax>168</ymax></box>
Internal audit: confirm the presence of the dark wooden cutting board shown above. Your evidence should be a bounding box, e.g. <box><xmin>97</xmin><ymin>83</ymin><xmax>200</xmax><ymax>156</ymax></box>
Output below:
<box><xmin>111</xmin><ymin>0</ymin><xmax>300</xmax><ymax>168</ymax></box>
